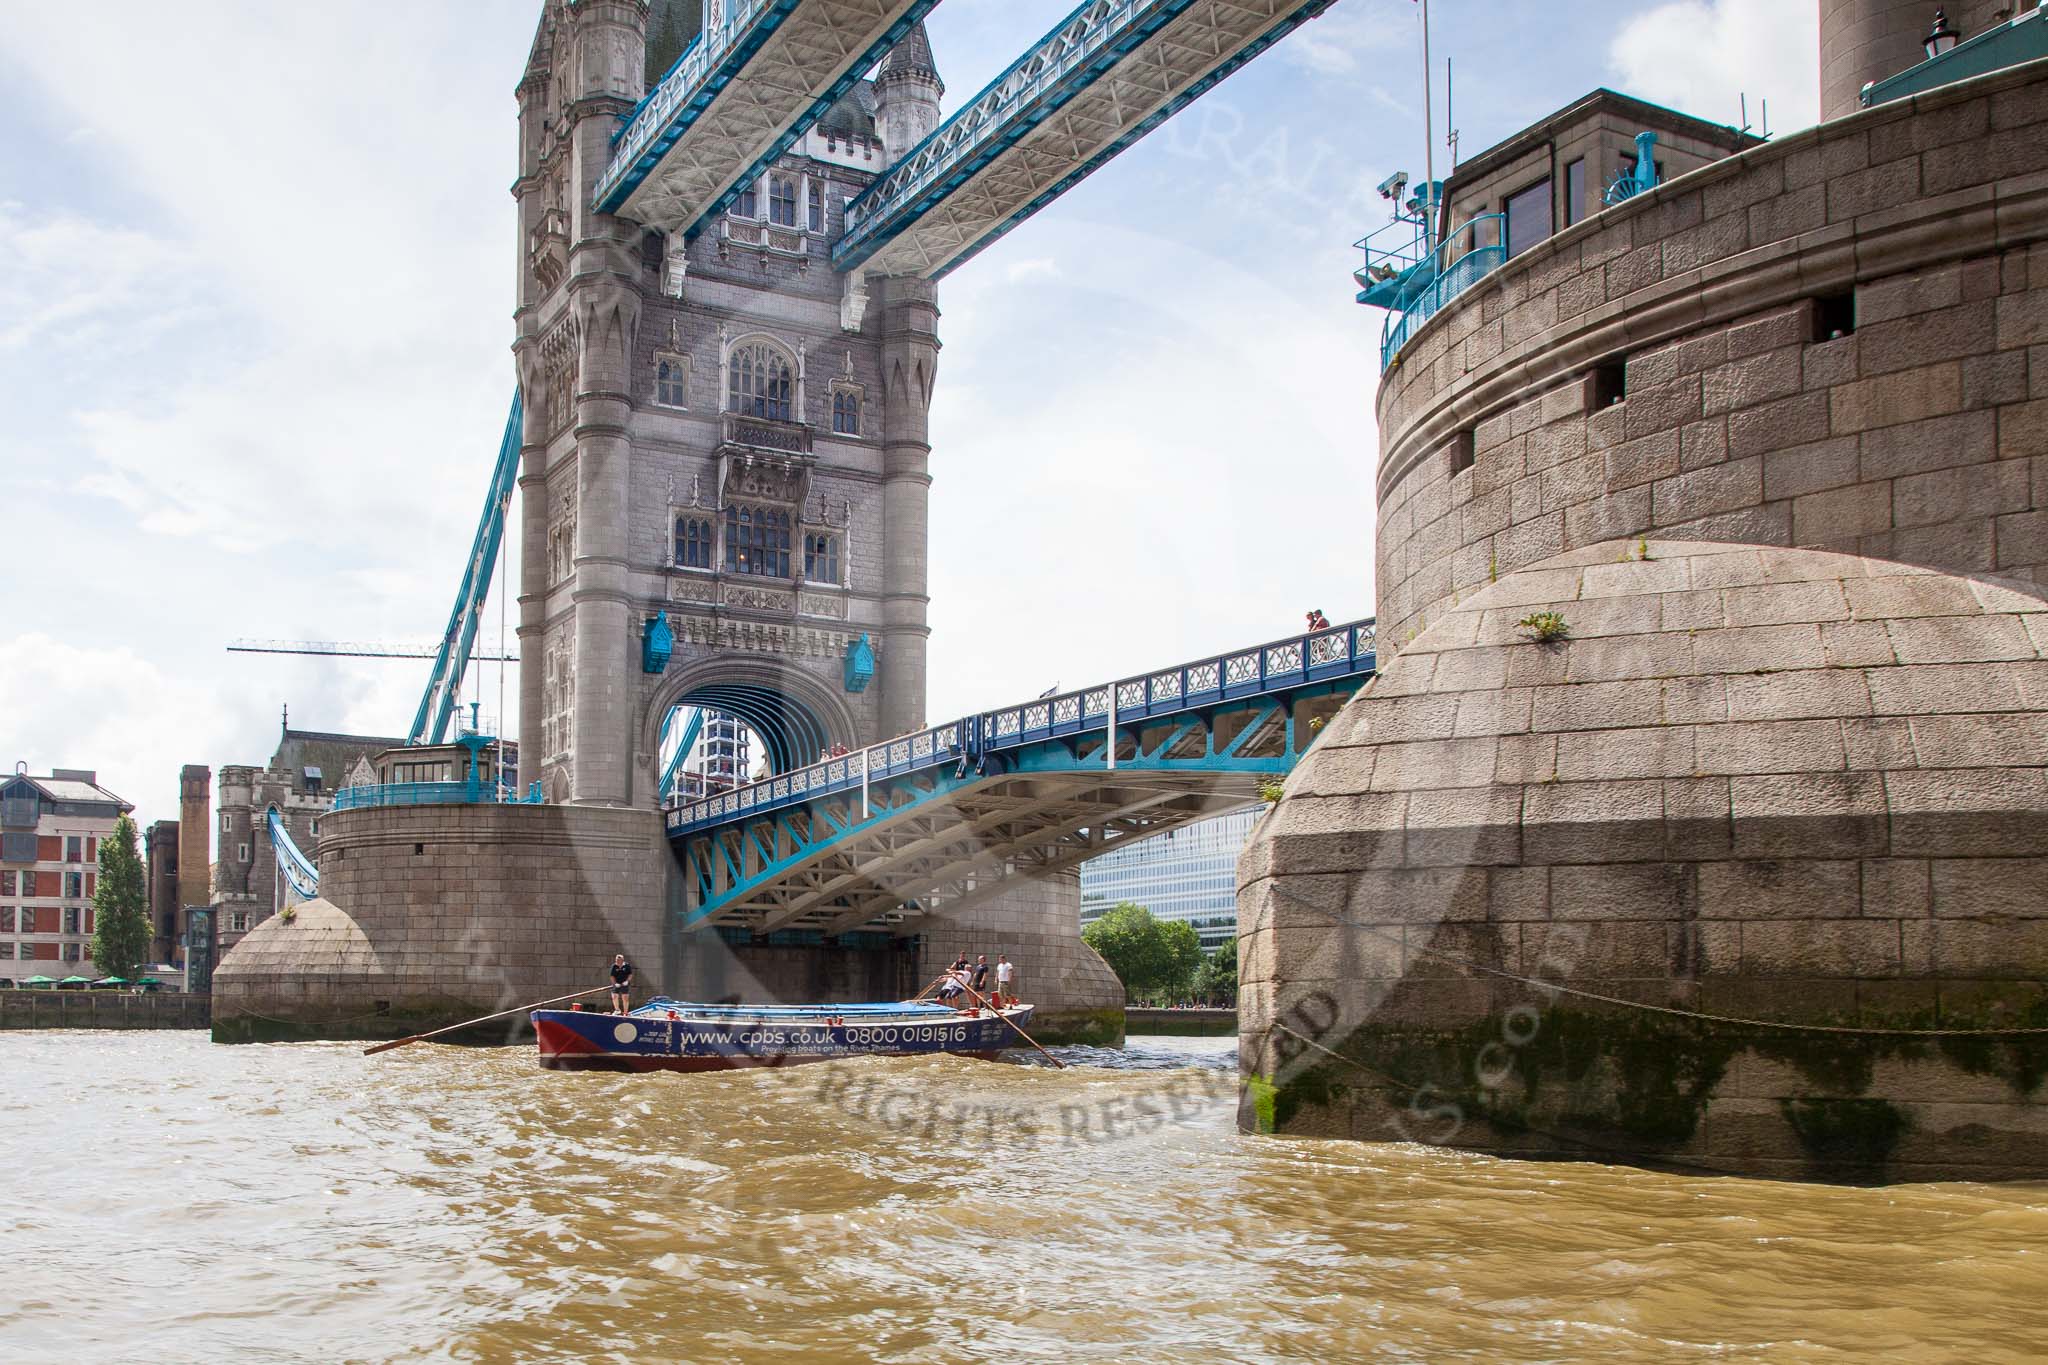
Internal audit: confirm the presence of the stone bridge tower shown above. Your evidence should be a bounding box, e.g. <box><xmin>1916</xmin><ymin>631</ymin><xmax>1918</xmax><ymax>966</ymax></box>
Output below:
<box><xmin>513</xmin><ymin>0</ymin><xmax>938</xmax><ymax>808</ymax></box>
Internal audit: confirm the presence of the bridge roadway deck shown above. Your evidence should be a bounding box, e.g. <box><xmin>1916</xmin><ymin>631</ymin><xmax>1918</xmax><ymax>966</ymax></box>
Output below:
<box><xmin>667</xmin><ymin>619</ymin><xmax>1375</xmax><ymax>938</ymax></box>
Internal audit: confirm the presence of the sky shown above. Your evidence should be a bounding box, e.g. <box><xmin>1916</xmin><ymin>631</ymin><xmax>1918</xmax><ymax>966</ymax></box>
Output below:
<box><xmin>0</xmin><ymin>0</ymin><xmax>1819</xmax><ymax>837</ymax></box>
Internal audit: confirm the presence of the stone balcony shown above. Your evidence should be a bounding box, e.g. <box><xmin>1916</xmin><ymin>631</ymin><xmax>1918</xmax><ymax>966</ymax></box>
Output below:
<box><xmin>720</xmin><ymin>412</ymin><xmax>812</xmax><ymax>458</ymax></box>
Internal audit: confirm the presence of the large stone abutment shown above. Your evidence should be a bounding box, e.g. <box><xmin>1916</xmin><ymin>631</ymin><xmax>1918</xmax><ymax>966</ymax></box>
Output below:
<box><xmin>1241</xmin><ymin>540</ymin><xmax>2048</xmax><ymax>1182</ymax></box>
<box><xmin>1246</xmin><ymin>58</ymin><xmax>2048</xmax><ymax>1180</ymax></box>
<box><xmin>213</xmin><ymin>803</ymin><xmax>1122</xmax><ymax>1045</ymax></box>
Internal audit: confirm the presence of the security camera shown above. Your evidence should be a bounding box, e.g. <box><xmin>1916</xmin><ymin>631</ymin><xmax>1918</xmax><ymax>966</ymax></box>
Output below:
<box><xmin>1377</xmin><ymin>170</ymin><xmax>1409</xmax><ymax>202</ymax></box>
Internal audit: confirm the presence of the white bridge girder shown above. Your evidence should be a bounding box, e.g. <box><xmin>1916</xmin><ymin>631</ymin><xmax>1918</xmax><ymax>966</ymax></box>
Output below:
<box><xmin>612</xmin><ymin>0</ymin><xmax>933</xmax><ymax>235</ymax></box>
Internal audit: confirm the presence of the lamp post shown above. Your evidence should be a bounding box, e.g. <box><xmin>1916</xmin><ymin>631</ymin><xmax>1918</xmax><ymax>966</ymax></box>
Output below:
<box><xmin>1924</xmin><ymin>8</ymin><xmax>1960</xmax><ymax>60</ymax></box>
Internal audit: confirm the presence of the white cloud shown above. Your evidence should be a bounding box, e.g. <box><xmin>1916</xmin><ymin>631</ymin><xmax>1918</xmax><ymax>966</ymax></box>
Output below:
<box><xmin>1609</xmin><ymin>0</ymin><xmax>1821</xmax><ymax>137</ymax></box>
<box><xmin>1276</xmin><ymin>3</ymin><xmax>1413</xmax><ymax>80</ymax></box>
<box><xmin>0</xmin><ymin>203</ymin><xmax>202</xmax><ymax>352</ymax></box>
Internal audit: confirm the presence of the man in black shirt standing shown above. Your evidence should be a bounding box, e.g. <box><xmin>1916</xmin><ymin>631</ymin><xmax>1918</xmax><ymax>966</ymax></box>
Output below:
<box><xmin>608</xmin><ymin>954</ymin><xmax>634</xmax><ymax>1015</ymax></box>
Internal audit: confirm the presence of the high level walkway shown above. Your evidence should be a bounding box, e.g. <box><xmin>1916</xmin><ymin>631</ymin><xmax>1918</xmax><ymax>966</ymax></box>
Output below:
<box><xmin>668</xmin><ymin>618</ymin><xmax>1375</xmax><ymax>938</ymax></box>
<box><xmin>833</xmin><ymin>0</ymin><xmax>1336</xmax><ymax>280</ymax></box>
<box><xmin>595</xmin><ymin>0</ymin><xmax>942</xmax><ymax>232</ymax></box>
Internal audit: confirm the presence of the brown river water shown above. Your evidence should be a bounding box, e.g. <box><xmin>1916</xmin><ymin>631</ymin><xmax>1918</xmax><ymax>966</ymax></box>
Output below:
<box><xmin>3</xmin><ymin>1030</ymin><xmax>2045</xmax><ymax>1363</ymax></box>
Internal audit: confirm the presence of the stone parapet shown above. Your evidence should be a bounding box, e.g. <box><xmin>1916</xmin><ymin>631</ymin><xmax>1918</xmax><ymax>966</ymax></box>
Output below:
<box><xmin>1374</xmin><ymin>58</ymin><xmax>2048</xmax><ymax>650</ymax></box>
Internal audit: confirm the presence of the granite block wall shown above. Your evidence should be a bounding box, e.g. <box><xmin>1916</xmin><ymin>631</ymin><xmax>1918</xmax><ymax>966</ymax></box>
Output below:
<box><xmin>1374</xmin><ymin>60</ymin><xmax>2048</xmax><ymax>652</ymax></box>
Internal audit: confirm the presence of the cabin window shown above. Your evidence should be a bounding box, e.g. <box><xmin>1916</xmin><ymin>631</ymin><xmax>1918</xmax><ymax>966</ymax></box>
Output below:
<box><xmin>1504</xmin><ymin>177</ymin><xmax>1552</xmax><ymax>258</ymax></box>
<box><xmin>1563</xmin><ymin>159</ymin><xmax>1586</xmax><ymax>227</ymax></box>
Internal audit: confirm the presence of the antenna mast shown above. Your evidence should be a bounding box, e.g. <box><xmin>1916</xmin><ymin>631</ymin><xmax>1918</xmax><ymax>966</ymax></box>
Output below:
<box><xmin>1420</xmin><ymin>0</ymin><xmax>1436</xmax><ymax>250</ymax></box>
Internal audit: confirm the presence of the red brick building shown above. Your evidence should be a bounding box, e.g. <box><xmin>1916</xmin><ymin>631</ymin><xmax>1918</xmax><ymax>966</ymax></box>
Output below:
<box><xmin>0</xmin><ymin>768</ymin><xmax>134</xmax><ymax>984</ymax></box>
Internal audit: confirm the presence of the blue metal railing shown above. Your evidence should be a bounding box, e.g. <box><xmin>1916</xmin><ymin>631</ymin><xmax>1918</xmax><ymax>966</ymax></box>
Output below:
<box><xmin>331</xmin><ymin>779</ymin><xmax>544</xmax><ymax>813</ymax></box>
<box><xmin>668</xmin><ymin>618</ymin><xmax>1377</xmax><ymax>838</ymax></box>
<box><xmin>1368</xmin><ymin>215</ymin><xmax>1505</xmax><ymax>373</ymax></box>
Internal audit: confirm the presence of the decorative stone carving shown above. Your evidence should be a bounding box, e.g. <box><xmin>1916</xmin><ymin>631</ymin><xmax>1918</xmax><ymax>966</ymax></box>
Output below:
<box><xmin>661</xmin><ymin>231</ymin><xmax>688</xmax><ymax>299</ymax></box>
<box><xmin>722</xmin><ymin>451</ymin><xmax>809</xmax><ymax>504</ymax></box>
<box><xmin>840</xmin><ymin>270</ymin><xmax>870</xmax><ymax>332</ymax></box>
<box><xmin>723</xmin><ymin>584</ymin><xmax>794</xmax><ymax>612</ymax></box>
<box><xmin>799</xmin><ymin>592</ymin><xmax>848</xmax><ymax>619</ymax></box>
<box><xmin>668</xmin><ymin>576</ymin><xmax>716</xmax><ymax>604</ymax></box>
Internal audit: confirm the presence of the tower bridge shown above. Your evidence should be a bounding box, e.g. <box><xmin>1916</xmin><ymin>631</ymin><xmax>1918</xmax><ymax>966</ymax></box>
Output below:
<box><xmin>216</xmin><ymin>0</ymin><xmax>1353</xmax><ymax>1043</ymax></box>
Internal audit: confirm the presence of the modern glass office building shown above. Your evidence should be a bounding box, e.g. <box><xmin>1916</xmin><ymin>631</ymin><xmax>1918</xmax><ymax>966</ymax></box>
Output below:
<box><xmin>1079</xmin><ymin>807</ymin><xmax>1259</xmax><ymax>951</ymax></box>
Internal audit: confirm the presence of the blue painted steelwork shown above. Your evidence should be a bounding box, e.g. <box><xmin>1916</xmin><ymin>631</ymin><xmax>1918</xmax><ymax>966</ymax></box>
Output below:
<box><xmin>1365</xmin><ymin>214</ymin><xmax>1505</xmax><ymax>372</ymax></box>
<box><xmin>265</xmin><ymin>806</ymin><xmax>319</xmax><ymax>900</ymax></box>
<box><xmin>844</xmin><ymin>633</ymin><xmax>875</xmax><ymax>692</ymax></box>
<box><xmin>643</xmin><ymin>612</ymin><xmax>675</xmax><ymax>674</ymax></box>
<box><xmin>1863</xmin><ymin>6</ymin><xmax>2048</xmax><ymax>107</ymax></box>
<box><xmin>330</xmin><ymin>781</ymin><xmax>546</xmax><ymax>812</ymax></box>
<box><xmin>668</xmin><ymin>619</ymin><xmax>1375</xmax><ymax>933</ymax></box>
<box><xmin>657</xmin><ymin>706</ymin><xmax>708</xmax><ymax>804</ymax></box>
<box><xmin>1604</xmin><ymin>131</ymin><xmax>1661</xmax><ymax>206</ymax></box>
<box><xmin>408</xmin><ymin>394</ymin><xmax>522</xmax><ymax>747</ymax></box>
<box><xmin>594</xmin><ymin>0</ymin><xmax>943</xmax><ymax>232</ymax></box>
<box><xmin>834</xmin><ymin>0</ymin><xmax>1337</xmax><ymax>279</ymax></box>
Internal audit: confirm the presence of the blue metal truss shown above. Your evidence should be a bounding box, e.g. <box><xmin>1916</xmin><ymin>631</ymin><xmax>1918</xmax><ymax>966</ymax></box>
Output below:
<box><xmin>594</xmin><ymin>0</ymin><xmax>944</xmax><ymax>234</ymax></box>
<box><xmin>266</xmin><ymin>806</ymin><xmax>320</xmax><ymax>901</ymax></box>
<box><xmin>657</xmin><ymin>706</ymin><xmax>708</xmax><ymax>803</ymax></box>
<box><xmin>834</xmin><ymin>0</ymin><xmax>1337</xmax><ymax>279</ymax></box>
<box><xmin>409</xmin><ymin>393</ymin><xmax>522</xmax><ymax>747</ymax></box>
<box><xmin>669</xmin><ymin>619</ymin><xmax>1375</xmax><ymax>933</ymax></box>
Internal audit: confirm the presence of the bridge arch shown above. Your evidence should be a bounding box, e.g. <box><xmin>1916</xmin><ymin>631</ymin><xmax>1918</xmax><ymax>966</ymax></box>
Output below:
<box><xmin>641</xmin><ymin>655</ymin><xmax>859</xmax><ymax>796</ymax></box>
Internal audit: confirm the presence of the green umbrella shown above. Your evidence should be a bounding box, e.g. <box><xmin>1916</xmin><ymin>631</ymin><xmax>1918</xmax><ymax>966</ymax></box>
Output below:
<box><xmin>58</xmin><ymin>975</ymin><xmax>92</xmax><ymax>987</ymax></box>
<box><xmin>22</xmin><ymin>974</ymin><xmax>55</xmax><ymax>987</ymax></box>
<box><xmin>94</xmin><ymin>976</ymin><xmax>128</xmax><ymax>987</ymax></box>
<box><xmin>137</xmin><ymin>976</ymin><xmax>163</xmax><ymax>986</ymax></box>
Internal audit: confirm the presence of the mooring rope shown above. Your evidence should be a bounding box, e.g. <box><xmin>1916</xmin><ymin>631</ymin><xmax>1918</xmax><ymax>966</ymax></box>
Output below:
<box><xmin>1334</xmin><ymin>919</ymin><xmax>2048</xmax><ymax>1037</ymax></box>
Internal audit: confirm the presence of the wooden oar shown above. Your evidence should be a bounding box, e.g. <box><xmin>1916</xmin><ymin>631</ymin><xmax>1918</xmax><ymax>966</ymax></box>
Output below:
<box><xmin>958</xmin><ymin>981</ymin><xmax>1066</xmax><ymax>1069</ymax></box>
<box><xmin>361</xmin><ymin>987</ymin><xmax>612</xmax><ymax>1056</ymax></box>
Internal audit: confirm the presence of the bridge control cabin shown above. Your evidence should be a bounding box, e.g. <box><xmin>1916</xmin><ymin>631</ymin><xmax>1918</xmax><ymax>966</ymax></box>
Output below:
<box><xmin>1436</xmin><ymin>89</ymin><xmax>1761</xmax><ymax>264</ymax></box>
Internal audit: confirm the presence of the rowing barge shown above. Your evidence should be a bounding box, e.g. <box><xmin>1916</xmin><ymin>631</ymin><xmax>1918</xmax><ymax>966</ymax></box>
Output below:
<box><xmin>531</xmin><ymin>996</ymin><xmax>1035</xmax><ymax>1072</ymax></box>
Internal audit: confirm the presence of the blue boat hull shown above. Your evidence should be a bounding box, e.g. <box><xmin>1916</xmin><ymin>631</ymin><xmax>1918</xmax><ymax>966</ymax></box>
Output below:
<box><xmin>531</xmin><ymin>998</ymin><xmax>1033</xmax><ymax>1072</ymax></box>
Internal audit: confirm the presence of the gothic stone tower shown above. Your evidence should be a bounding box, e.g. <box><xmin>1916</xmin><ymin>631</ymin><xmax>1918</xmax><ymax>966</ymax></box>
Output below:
<box><xmin>513</xmin><ymin>0</ymin><xmax>940</xmax><ymax>807</ymax></box>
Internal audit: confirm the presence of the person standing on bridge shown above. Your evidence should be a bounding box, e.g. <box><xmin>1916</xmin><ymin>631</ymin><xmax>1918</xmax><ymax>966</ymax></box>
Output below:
<box><xmin>608</xmin><ymin>954</ymin><xmax>634</xmax><ymax>1015</ymax></box>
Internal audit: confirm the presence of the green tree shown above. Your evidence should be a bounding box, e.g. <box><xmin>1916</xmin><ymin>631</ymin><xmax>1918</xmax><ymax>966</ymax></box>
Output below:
<box><xmin>1192</xmin><ymin>938</ymin><xmax>1238</xmax><ymax>1006</ymax></box>
<box><xmin>1156</xmin><ymin>919</ymin><xmax>1202</xmax><ymax>1002</ymax></box>
<box><xmin>89</xmin><ymin>813</ymin><xmax>150</xmax><ymax>980</ymax></box>
<box><xmin>1082</xmin><ymin>902</ymin><xmax>1204</xmax><ymax>1002</ymax></box>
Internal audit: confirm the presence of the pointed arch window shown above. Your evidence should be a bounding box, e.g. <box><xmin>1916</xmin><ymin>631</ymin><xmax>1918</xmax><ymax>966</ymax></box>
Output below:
<box><xmin>807</xmin><ymin>180</ymin><xmax>825</xmax><ymax>233</ymax></box>
<box><xmin>725</xmin><ymin>504</ymin><xmax>791</xmax><ymax>578</ymax></box>
<box><xmin>768</xmin><ymin>174</ymin><xmax>798</xmax><ymax>228</ymax></box>
<box><xmin>734</xmin><ymin>181</ymin><xmax>758</xmax><ymax>219</ymax></box>
<box><xmin>831</xmin><ymin>387</ymin><xmax>861</xmax><ymax>436</ymax></box>
<box><xmin>674</xmin><ymin>515</ymin><xmax>714</xmax><ymax>569</ymax></box>
<box><xmin>727</xmin><ymin>341</ymin><xmax>793</xmax><ymax>421</ymax></box>
<box><xmin>655</xmin><ymin>354</ymin><xmax>689</xmax><ymax>408</ymax></box>
<box><xmin>804</xmin><ymin>532</ymin><xmax>840</xmax><ymax>585</ymax></box>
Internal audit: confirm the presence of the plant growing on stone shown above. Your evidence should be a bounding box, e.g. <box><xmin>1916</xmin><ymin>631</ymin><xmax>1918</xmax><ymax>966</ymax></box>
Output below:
<box><xmin>1257</xmin><ymin>779</ymin><xmax>1287</xmax><ymax>803</ymax></box>
<box><xmin>1516</xmin><ymin>610</ymin><xmax>1570</xmax><ymax>643</ymax></box>
<box><xmin>88</xmin><ymin>813</ymin><xmax>150</xmax><ymax>980</ymax></box>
